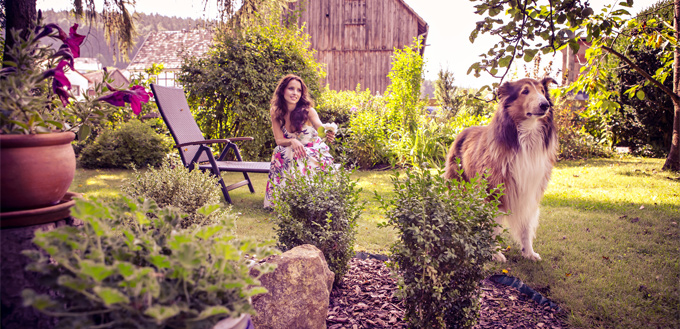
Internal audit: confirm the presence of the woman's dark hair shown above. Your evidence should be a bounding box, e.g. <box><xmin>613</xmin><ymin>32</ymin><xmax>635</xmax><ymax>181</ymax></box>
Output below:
<box><xmin>271</xmin><ymin>74</ymin><xmax>314</xmax><ymax>133</ymax></box>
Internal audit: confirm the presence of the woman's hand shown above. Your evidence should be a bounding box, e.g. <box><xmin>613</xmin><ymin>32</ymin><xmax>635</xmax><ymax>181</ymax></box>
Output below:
<box><xmin>326</xmin><ymin>130</ymin><xmax>335</xmax><ymax>144</ymax></box>
<box><xmin>290</xmin><ymin>138</ymin><xmax>306</xmax><ymax>159</ymax></box>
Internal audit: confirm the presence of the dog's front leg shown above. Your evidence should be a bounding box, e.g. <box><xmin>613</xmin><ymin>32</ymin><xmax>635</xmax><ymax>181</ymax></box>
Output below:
<box><xmin>492</xmin><ymin>218</ymin><xmax>507</xmax><ymax>262</ymax></box>
<box><xmin>518</xmin><ymin>209</ymin><xmax>541</xmax><ymax>261</ymax></box>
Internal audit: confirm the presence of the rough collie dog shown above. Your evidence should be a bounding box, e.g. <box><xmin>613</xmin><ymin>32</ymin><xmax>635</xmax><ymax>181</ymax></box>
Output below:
<box><xmin>444</xmin><ymin>77</ymin><xmax>558</xmax><ymax>262</ymax></box>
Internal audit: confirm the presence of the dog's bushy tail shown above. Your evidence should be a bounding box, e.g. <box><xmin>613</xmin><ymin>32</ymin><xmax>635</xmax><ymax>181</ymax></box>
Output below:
<box><xmin>443</xmin><ymin>145</ymin><xmax>462</xmax><ymax>180</ymax></box>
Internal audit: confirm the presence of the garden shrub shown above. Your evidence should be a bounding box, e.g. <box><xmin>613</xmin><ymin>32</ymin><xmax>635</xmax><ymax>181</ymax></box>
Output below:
<box><xmin>554</xmin><ymin>99</ymin><xmax>613</xmax><ymax>160</ymax></box>
<box><xmin>121</xmin><ymin>158</ymin><xmax>227</xmax><ymax>228</ymax></box>
<box><xmin>78</xmin><ymin>120</ymin><xmax>172</xmax><ymax>169</ymax></box>
<box><xmin>376</xmin><ymin>167</ymin><xmax>502</xmax><ymax>328</ymax></box>
<box><xmin>341</xmin><ymin>39</ymin><xmax>427</xmax><ymax>169</ymax></box>
<box><xmin>22</xmin><ymin>196</ymin><xmax>277</xmax><ymax>329</ymax></box>
<box><xmin>315</xmin><ymin>84</ymin><xmax>378</xmax><ymax>127</ymax></box>
<box><xmin>344</xmin><ymin>104</ymin><xmax>391</xmax><ymax>168</ymax></box>
<box><xmin>271</xmin><ymin>163</ymin><xmax>364</xmax><ymax>284</ymax></box>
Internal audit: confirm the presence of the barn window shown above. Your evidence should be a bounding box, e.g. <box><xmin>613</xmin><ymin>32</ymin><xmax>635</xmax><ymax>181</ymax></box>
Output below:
<box><xmin>344</xmin><ymin>0</ymin><xmax>366</xmax><ymax>25</ymax></box>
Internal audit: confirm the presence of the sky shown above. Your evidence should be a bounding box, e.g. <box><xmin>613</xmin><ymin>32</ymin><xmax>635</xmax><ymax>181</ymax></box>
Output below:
<box><xmin>38</xmin><ymin>0</ymin><xmax>662</xmax><ymax>88</ymax></box>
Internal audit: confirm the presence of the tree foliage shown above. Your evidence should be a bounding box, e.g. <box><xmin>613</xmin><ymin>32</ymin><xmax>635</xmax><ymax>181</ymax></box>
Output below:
<box><xmin>470</xmin><ymin>0</ymin><xmax>679</xmax><ymax>171</ymax></box>
<box><xmin>611</xmin><ymin>0</ymin><xmax>675</xmax><ymax>156</ymax></box>
<box><xmin>178</xmin><ymin>18</ymin><xmax>325</xmax><ymax>160</ymax></box>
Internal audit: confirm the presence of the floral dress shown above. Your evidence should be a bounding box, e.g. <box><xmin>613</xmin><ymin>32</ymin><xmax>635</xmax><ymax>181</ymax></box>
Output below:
<box><xmin>264</xmin><ymin>122</ymin><xmax>334</xmax><ymax>208</ymax></box>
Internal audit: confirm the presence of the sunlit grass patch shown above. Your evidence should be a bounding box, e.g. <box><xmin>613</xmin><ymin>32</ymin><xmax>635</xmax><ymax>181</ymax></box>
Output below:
<box><xmin>71</xmin><ymin>168</ymin><xmax>132</xmax><ymax>199</ymax></box>
<box><xmin>490</xmin><ymin>157</ymin><xmax>680</xmax><ymax>329</ymax></box>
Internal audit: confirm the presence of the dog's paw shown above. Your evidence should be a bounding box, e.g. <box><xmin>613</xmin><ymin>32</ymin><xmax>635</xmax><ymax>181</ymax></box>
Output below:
<box><xmin>522</xmin><ymin>251</ymin><xmax>542</xmax><ymax>261</ymax></box>
<box><xmin>493</xmin><ymin>252</ymin><xmax>507</xmax><ymax>262</ymax></box>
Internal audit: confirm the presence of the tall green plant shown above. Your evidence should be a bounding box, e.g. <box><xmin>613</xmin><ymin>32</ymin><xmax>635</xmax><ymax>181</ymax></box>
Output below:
<box><xmin>434</xmin><ymin>68</ymin><xmax>463</xmax><ymax>119</ymax></box>
<box><xmin>385</xmin><ymin>38</ymin><xmax>426</xmax><ymax>133</ymax></box>
<box><xmin>377</xmin><ymin>167</ymin><xmax>502</xmax><ymax>328</ymax></box>
<box><xmin>179</xmin><ymin>18</ymin><xmax>324</xmax><ymax>161</ymax></box>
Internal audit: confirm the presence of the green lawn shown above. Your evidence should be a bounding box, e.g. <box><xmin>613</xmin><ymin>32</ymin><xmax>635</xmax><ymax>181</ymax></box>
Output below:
<box><xmin>70</xmin><ymin>157</ymin><xmax>680</xmax><ymax>329</ymax></box>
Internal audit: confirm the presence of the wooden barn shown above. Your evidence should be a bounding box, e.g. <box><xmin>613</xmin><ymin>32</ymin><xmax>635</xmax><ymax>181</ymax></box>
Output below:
<box><xmin>289</xmin><ymin>0</ymin><xmax>428</xmax><ymax>94</ymax></box>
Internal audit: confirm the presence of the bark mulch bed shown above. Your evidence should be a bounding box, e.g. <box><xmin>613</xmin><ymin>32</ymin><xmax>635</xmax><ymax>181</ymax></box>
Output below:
<box><xmin>328</xmin><ymin>257</ymin><xmax>569</xmax><ymax>329</ymax></box>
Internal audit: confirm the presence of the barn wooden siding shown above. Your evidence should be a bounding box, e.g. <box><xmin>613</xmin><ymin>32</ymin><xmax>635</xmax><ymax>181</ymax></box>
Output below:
<box><xmin>291</xmin><ymin>0</ymin><xmax>428</xmax><ymax>94</ymax></box>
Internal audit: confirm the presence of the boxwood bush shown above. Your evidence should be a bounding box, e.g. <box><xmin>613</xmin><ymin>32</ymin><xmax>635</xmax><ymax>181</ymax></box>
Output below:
<box><xmin>376</xmin><ymin>167</ymin><xmax>503</xmax><ymax>328</ymax></box>
<box><xmin>78</xmin><ymin>120</ymin><xmax>173</xmax><ymax>169</ymax></box>
<box><xmin>22</xmin><ymin>196</ymin><xmax>277</xmax><ymax>329</ymax></box>
<box><xmin>121</xmin><ymin>159</ymin><xmax>227</xmax><ymax>228</ymax></box>
<box><xmin>271</xmin><ymin>163</ymin><xmax>364</xmax><ymax>284</ymax></box>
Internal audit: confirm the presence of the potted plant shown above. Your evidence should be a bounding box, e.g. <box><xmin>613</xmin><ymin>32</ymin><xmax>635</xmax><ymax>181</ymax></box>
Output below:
<box><xmin>0</xmin><ymin>13</ymin><xmax>151</xmax><ymax>213</ymax></box>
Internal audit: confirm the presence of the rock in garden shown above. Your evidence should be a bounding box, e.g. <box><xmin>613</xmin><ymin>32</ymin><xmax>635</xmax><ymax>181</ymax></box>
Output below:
<box><xmin>250</xmin><ymin>244</ymin><xmax>334</xmax><ymax>329</ymax></box>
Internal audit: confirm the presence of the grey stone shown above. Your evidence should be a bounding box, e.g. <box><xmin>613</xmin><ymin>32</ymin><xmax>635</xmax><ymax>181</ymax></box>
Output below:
<box><xmin>250</xmin><ymin>244</ymin><xmax>334</xmax><ymax>329</ymax></box>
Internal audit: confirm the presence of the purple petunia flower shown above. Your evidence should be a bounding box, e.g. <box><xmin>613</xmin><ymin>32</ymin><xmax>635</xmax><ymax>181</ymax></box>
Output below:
<box><xmin>61</xmin><ymin>24</ymin><xmax>85</xmax><ymax>58</ymax></box>
<box><xmin>53</xmin><ymin>47</ymin><xmax>75</xmax><ymax>70</ymax></box>
<box><xmin>43</xmin><ymin>60</ymin><xmax>72</xmax><ymax>107</ymax></box>
<box><xmin>97</xmin><ymin>84</ymin><xmax>151</xmax><ymax>115</ymax></box>
<box><xmin>35</xmin><ymin>23</ymin><xmax>67</xmax><ymax>41</ymax></box>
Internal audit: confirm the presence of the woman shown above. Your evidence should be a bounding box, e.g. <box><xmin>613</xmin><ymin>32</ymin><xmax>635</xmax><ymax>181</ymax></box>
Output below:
<box><xmin>264</xmin><ymin>74</ymin><xmax>335</xmax><ymax>208</ymax></box>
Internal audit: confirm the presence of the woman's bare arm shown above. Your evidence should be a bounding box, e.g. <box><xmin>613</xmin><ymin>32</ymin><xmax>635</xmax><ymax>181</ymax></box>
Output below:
<box><xmin>307</xmin><ymin>108</ymin><xmax>335</xmax><ymax>143</ymax></box>
<box><xmin>270</xmin><ymin>107</ymin><xmax>305</xmax><ymax>157</ymax></box>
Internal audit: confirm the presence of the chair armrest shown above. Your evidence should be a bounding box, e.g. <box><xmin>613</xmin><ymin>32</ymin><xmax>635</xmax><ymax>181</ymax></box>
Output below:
<box><xmin>176</xmin><ymin>139</ymin><xmax>232</xmax><ymax>148</ymax></box>
<box><xmin>226</xmin><ymin>137</ymin><xmax>254</xmax><ymax>142</ymax></box>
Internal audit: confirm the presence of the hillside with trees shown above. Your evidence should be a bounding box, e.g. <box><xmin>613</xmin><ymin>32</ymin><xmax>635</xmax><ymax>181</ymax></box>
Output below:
<box><xmin>41</xmin><ymin>10</ymin><xmax>210</xmax><ymax>69</ymax></box>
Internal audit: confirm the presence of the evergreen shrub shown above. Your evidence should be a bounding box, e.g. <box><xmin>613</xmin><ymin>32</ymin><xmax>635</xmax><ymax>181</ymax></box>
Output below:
<box><xmin>121</xmin><ymin>159</ymin><xmax>228</xmax><ymax>228</ymax></box>
<box><xmin>22</xmin><ymin>197</ymin><xmax>277</xmax><ymax>328</ymax></box>
<box><xmin>271</xmin><ymin>163</ymin><xmax>364</xmax><ymax>284</ymax></box>
<box><xmin>78</xmin><ymin>120</ymin><xmax>172</xmax><ymax>169</ymax></box>
<box><xmin>376</xmin><ymin>167</ymin><xmax>502</xmax><ymax>328</ymax></box>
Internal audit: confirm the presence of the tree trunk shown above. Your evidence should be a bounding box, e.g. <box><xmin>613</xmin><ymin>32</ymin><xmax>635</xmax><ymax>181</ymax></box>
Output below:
<box><xmin>664</xmin><ymin>0</ymin><xmax>680</xmax><ymax>171</ymax></box>
<box><xmin>2</xmin><ymin>0</ymin><xmax>37</xmax><ymax>66</ymax></box>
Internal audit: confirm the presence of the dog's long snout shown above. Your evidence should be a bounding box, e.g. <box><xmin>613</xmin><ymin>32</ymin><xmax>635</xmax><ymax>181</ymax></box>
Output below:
<box><xmin>539</xmin><ymin>102</ymin><xmax>549</xmax><ymax>112</ymax></box>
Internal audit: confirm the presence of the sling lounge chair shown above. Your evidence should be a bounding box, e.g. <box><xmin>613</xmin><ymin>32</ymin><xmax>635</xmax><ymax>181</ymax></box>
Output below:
<box><xmin>150</xmin><ymin>84</ymin><xmax>271</xmax><ymax>204</ymax></box>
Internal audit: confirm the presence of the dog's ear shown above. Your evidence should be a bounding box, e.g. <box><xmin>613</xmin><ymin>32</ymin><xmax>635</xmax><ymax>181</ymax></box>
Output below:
<box><xmin>497</xmin><ymin>81</ymin><xmax>516</xmax><ymax>101</ymax></box>
<box><xmin>495</xmin><ymin>107</ymin><xmax>520</xmax><ymax>151</ymax></box>
<box><xmin>540</xmin><ymin>77</ymin><xmax>559</xmax><ymax>105</ymax></box>
<box><xmin>540</xmin><ymin>77</ymin><xmax>558</xmax><ymax>89</ymax></box>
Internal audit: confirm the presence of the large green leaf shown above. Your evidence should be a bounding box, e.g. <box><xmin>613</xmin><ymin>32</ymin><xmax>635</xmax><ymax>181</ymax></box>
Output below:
<box><xmin>144</xmin><ymin>304</ymin><xmax>181</xmax><ymax>324</ymax></box>
<box><xmin>193</xmin><ymin>306</ymin><xmax>230</xmax><ymax>321</ymax></box>
<box><xmin>58</xmin><ymin>275</ymin><xmax>91</xmax><ymax>292</ymax></box>
<box><xmin>149</xmin><ymin>255</ymin><xmax>171</xmax><ymax>269</ymax></box>
<box><xmin>80</xmin><ymin>260</ymin><xmax>114</xmax><ymax>282</ymax></box>
<box><xmin>93</xmin><ymin>287</ymin><xmax>130</xmax><ymax>306</ymax></box>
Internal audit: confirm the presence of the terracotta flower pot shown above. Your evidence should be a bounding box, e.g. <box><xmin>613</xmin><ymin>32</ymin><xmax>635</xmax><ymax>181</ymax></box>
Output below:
<box><xmin>0</xmin><ymin>132</ymin><xmax>76</xmax><ymax>212</ymax></box>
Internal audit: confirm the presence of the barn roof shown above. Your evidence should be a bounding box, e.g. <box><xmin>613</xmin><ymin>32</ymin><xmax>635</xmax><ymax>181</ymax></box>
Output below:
<box><xmin>126</xmin><ymin>30</ymin><xmax>214</xmax><ymax>71</ymax></box>
<box><xmin>396</xmin><ymin>0</ymin><xmax>429</xmax><ymax>54</ymax></box>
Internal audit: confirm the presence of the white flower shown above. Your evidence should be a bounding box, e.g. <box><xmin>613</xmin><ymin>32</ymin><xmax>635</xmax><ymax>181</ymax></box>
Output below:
<box><xmin>322</xmin><ymin>122</ymin><xmax>338</xmax><ymax>133</ymax></box>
